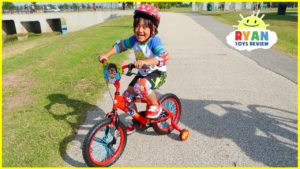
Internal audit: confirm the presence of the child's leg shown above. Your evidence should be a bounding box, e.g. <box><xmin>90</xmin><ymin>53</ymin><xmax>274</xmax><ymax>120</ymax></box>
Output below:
<box><xmin>133</xmin><ymin>78</ymin><xmax>162</xmax><ymax>119</ymax></box>
<box><xmin>124</xmin><ymin>86</ymin><xmax>158</xmax><ymax>111</ymax></box>
<box><xmin>122</xmin><ymin>86</ymin><xmax>137</xmax><ymax>134</ymax></box>
<box><xmin>134</xmin><ymin>70</ymin><xmax>166</xmax><ymax>106</ymax></box>
<box><xmin>146</xmin><ymin>90</ymin><xmax>158</xmax><ymax>105</ymax></box>
<box><xmin>123</xmin><ymin>75</ymin><xmax>141</xmax><ymax>113</ymax></box>
<box><xmin>123</xmin><ymin>87</ymin><xmax>138</xmax><ymax>112</ymax></box>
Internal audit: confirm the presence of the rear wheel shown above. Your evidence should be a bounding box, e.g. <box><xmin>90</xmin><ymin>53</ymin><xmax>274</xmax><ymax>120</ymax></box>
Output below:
<box><xmin>152</xmin><ymin>93</ymin><xmax>181</xmax><ymax>134</ymax></box>
<box><xmin>82</xmin><ymin>119</ymin><xmax>127</xmax><ymax>167</ymax></box>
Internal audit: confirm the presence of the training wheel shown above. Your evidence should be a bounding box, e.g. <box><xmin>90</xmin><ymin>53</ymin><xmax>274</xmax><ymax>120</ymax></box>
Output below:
<box><xmin>179</xmin><ymin>129</ymin><xmax>189</xmax><ymax>141</ymax></box>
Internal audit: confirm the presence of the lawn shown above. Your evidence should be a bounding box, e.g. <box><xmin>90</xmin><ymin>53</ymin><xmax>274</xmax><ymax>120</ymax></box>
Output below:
<box><xmin>198</xmin><ymin>8</ymin><xmax>298</xmax><ymax>57</ymax></box>
<box><xmin>2</xmin><ymin>15</ymin><xmax>133</xmax><ymax>166</ymax></box>
<box><xmin>160</xmin><ymin>7</ymin><xmax>194</xmax><ymax>13</ymax></box>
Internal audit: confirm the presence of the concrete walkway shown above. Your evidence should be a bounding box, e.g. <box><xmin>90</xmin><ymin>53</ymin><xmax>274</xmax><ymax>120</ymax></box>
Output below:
<box><xmin>186</xmin><ymin>13</ymin><xmax>297</xmax><ymax>84</ymax></box>
<box><xmin>64</xmin><ymin>12</ymin><xmax>297</xmax><ymax>167</ymax></box>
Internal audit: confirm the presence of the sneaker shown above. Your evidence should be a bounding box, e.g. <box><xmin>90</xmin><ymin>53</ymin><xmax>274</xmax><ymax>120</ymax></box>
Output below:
<box><xmin>126</xmin><ymin>123</ymin><xmax>136</xmax><ymax>135</ymax></box>
<box><xmin>146</xmin><ymin>105</ymin><xmax>162</xmax><ymax>119</ymax></box>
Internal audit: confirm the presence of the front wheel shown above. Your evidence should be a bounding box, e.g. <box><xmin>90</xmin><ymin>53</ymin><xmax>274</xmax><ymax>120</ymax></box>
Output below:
<box><xmin>82</xmin><ymin>118</ymin><xmax>127</xmax><ymax>167</ymax></box>
<box><xmin>152</xmin><ymin>93</ymin><xmax>181</xmax><ymax>134</ymax></box>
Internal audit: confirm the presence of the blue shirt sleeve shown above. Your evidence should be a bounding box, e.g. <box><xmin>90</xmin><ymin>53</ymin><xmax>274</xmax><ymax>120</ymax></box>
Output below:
<box><xmin>151</xmin><ymin>36</ymin><xmax>167</xmax><ymax>55</ymax></box>
<box><xmin>114</xmin><ymin>35</ymin><xmax>137</xmax><ymax>53</ymax></box>
<box><xmin>122</xmin><ymin>35</ymin><xmax>136</xmax><ymax>49</ymax></box>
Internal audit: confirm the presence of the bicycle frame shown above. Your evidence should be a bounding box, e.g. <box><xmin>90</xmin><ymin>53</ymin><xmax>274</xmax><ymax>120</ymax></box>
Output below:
<box><xmin>83</xmin><ymin>62</ymin><xmax>189</xmax><ymax>167</ymax></box>
<box><xmin>104</xmin><ymin>63</ymin><xmax>184</xmax><ymax>132</ymax></box>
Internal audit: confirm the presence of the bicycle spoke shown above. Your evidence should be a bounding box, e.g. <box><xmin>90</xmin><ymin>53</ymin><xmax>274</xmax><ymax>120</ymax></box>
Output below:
<box><xmin>89</xmin><ymin>126</ymin><xmax>121</xmax><ymax>163</ymax></box>
<box><xmin>105</xmin><ymin>126</ymin><xmax>109</xmax><ymax>136</ymax></box>
<box><xmin>159</xmin><ymin>99</ymin><xmax>178</xmax><ymax>129</ymax></box>
<box><xmin>94</xmin><ymin>137</ymin><xmax>108</xmax><ymax>144</ymax></box>
<box><xmin>108</xmin><ymin>127</ymin><xmax>116</xmax><ymax>137</ymax></box>
<box><xmin>104</xmin><ymin>146</ymin><xmax>116</xmax><ymax>160</ymax></box>
<box><xmin>161</xmin><ymin>121</ymin><xmax>169</xmax><ymax>128</ymax></box>
<box><xmin>84</xmin><ymin>118</ymin><xmax>127</xmax><ymax>167</ymax></box>
<box><xmin>90</xmin><ymin>142</ymin><xmax>107</xmax><ymax>161</ymax></box>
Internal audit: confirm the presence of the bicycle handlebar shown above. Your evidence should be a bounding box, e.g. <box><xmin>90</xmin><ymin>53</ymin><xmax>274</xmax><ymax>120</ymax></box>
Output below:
<box><xmin>122</xmin><ymin>63</ymin><xmax>147</xmax><ymax>76</ymax></box>
<box><xmin>101</xmin><ymin>60</ymin><xmax>146</xmax><ymax>77</ymax></box>
<box><xmin>122</xmin><ymin>63</ymin><xmax>135</xmax><ymax>76</ymax></box>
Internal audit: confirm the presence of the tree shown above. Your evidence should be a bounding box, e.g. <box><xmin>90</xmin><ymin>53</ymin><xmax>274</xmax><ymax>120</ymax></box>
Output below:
<box><xmin>48</xmin><ymin>4</ymin><xmax>55</xmax><ymax>9</ymax></box>
<box><xmin>63</xmin><ymin>3</ymin><xmax>69</xmax><ymax>10</ymax></box>
<box><xmin>126</xmin><ymin>2</ymin><xmax>133</xmax><ymax>8</ymax></box>
<box><xmin>277</xmin><ymin>2</ymin><xmax>287</xmax><ymax>15</ymax></box>
<box><xmin>72</xmin><ymin>3</ymin><xmax>78</xmax><ymax>10</ymax></box>
<box><xmin>35</xmin><ymin>4</ymin><xmax>42</xmax><ymax>10</ymax></box>
<box><xmin>157</xmin><ymin>2</ymin><xmax>172</xmax><ymax>9</ymax></box>
<box><xmin>87</xmin><ymin>4</ymin><xmax>91</xmax><ymax>9</ymax></box>
<box><xmin>3</xmin><ymin>2</ymin><xmax>16</xmax><ymax>10</ymax></box>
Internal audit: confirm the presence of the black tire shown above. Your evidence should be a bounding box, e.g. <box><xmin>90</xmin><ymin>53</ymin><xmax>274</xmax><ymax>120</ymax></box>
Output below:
<box><xmin>82</xmin><ymin>118</ymin><xmax>127</xmax><ymax>167</ymax></box>
<box><xmin>152</xmin><ymin>93</ymin><xmax>182</xmax><ymax>135</ymax></box>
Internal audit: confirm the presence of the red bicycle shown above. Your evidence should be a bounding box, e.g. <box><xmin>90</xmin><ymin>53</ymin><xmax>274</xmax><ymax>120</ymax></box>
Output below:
<box><xmin>82</xmin><ymin>62</ymin><xmax>189</xmax><ymax>167</ymax></box>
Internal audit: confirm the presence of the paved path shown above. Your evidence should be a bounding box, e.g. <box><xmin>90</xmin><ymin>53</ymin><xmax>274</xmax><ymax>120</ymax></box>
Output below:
<box><xmin>186</xmin><ymin>13</ymin><xmax>297</xmax><ymax>84</ymax></box>
<box><xmin>64</xmin><ymin>12</ymin><xmax>297</xmax><ymax>167</ymax></box>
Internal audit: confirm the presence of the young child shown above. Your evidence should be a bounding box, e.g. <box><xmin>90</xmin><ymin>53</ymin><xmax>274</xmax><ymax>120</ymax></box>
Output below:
<box><xmin>99</xmin><ymin>4</ymin><xmax>169</xmax><ymax>134</ymax></box>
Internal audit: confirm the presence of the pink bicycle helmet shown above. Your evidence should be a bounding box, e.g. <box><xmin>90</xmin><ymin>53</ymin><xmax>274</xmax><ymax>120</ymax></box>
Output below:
<box><xmin>134</xmin><ymin>4</ymin><xmax>160</xmax><ymax>27</ymax></box>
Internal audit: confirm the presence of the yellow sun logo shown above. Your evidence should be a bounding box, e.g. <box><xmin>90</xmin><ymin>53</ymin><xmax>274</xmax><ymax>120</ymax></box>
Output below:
<box><xmin>234</xmin><ymin>10</ymin><xmax>270</xmax><ymax>30</ymax></box>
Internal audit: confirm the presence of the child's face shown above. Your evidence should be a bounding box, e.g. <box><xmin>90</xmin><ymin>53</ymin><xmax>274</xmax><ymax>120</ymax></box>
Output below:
<box><xmin>134</xmin><ymin>18</ymin><xmax>151</xmax><ymax>43</ymax></box>
<box><xmin>108</xmin><ymin>67</ymin><xmax>116</xmax><ymax>78</ymax></box>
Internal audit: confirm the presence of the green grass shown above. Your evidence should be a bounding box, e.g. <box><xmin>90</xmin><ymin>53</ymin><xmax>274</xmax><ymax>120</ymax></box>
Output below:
<box><xmin>198</xmin><ymin>9</ymin><xmax>298</xmax><ymax>57</ymax></box>
<box><xmin>160</xmin><ymin>7</ymin><xmax>194</xmax><ymax>13</ymax></box>
<box><xmin>3</xmin><ymin>32</ymin><xmax>60</xmax><ymax>46</ymax></box>
<box><xmin>2</xmin><ymin>16</ymin><xmax>133</xmax><ymax>166</ymax></box>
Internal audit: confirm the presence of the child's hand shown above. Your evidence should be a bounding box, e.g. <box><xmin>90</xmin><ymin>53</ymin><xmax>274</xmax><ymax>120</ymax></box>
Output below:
<box><xmin>99</xmin><ymin>55</ymin><xmax>108</xmax><ymax>63</ymax></box>
<box><xmin>134</xmin><ymin>60</ymin><xmax>147</xmax><ymax>69</ymax></box>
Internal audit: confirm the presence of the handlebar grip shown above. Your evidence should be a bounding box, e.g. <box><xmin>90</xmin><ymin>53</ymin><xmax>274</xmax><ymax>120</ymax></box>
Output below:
<box><xmin>128</xmin><ymin>63</ymin><xmax>135</xmax><ymax>70</ymax></box>
<box><xmin>126</xmin><ymin>63</ymin><xmax>135</xmax><ymax>76</ymax></box>
<box><xmin>100</xmin><ymin>58</ymin><xmax>107</xmax><ymax>63</ymax></box>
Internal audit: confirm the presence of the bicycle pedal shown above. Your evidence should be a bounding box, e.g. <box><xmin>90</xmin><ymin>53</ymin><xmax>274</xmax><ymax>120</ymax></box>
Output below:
<box><xmin>138</xmin><ymin>111</ymin><xmax>147</xmax><ymax>117</ymax></box>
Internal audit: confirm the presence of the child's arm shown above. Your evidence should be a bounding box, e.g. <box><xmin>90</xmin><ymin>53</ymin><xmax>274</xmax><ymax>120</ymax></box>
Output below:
<box><xmin>134</xmin><ymin>58</ymin><xmax>158</xmax><ymax>69</ymax></box>
<box><xmin>134</xmin><ymin>53</ymin><xmax>169</xmax><ymax>69</ymax></box>
<box><xmin>99</xmin><ymin>36</ymin><xmax>136</xmax><ymax>62</ymax></box>
<box><xmin>98</xmin><ymin>47</ymin><xmax>117</xmax><ymax>62</ymax></box>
